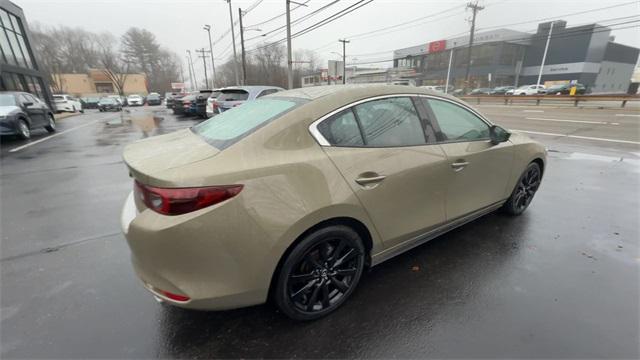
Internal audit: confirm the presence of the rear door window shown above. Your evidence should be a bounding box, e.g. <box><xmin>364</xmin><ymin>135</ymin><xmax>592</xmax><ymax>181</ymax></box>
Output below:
<box><xmin>353</xmin><ymin>97</ymin><xmax>426</xmax><ymax>147</ymax></box>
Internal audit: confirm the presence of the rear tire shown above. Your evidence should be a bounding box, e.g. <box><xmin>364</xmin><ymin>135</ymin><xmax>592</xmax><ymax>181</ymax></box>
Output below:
<box><xmin>503</xmin><ymin>162</ymin><xmax>542</xmax><ymax>215</ymax></box>
<box><xmin>274</xmin><ymin>225</ymin><xmax>365</xmax><ymax>321</ymax></box>
<box><xmin>44</xmin><ymin>114</ymin><xmax>56</xmax><ymax>133</ymax></box>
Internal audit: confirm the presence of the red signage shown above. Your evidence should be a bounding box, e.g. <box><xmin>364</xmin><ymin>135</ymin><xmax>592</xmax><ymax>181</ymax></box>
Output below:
<box><xmin>428</xmin><ymin>40</ymin><xmax>446</xmax><ymax>53</ymax></box>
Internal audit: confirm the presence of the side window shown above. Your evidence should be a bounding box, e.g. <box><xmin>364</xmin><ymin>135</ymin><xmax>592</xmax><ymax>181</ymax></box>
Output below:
<box><xmin>426</xmin><ymin>99</ymin><xmax>490</xmax><ymax>141</ymax></box>
<box><xmin>353</xmin><ymin>97</ymin><xmax>426</xmax><ymax>147</ymax></box>
<box><xmin>257</xmin><ymin>89</ymin><xmax>278</xmax><ymax>98</ymax></box>
<box><xmin>18</xmin><ymin>94</ymin><xmax>31</xmax><ymax>105</ymax></box>
<box><xmin>317</xmin><ymin>109</ymin><xmax>364</xmax><ymax>146</ymax></box>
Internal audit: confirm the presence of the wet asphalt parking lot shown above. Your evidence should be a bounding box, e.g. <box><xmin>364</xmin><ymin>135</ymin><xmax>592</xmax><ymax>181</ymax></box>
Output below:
<box><xmin>1</xmin><ymin>102</ymin><xmax>638</xmax><ymax>358</ymax></box>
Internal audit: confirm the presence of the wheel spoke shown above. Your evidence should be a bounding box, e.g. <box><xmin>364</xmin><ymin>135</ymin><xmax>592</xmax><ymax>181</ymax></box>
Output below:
<box><xmin>291</xmin><ymin>279</ymin><xmax>317</xmax><ymax>300</ymax></box>
<box><xmin>321</xmin><ymin>281</ymin><xmax>330</xmax><ymax>309</ymax></box>
<box><xmin>290</xmin><ymin>272</ymin><xmax>316</xmax><ymax>284</ymax></box>
<box><xmin>335</xmin><ymin>268</ymin><xmax>357</xmax><ymax>277</ymax></box>
<box><xmin>331</xmin><ymin>240</ymin><xmax>346</xmax><ymax>262</ymax></box>
<box><xmin>330</xmin><ymin>276</ymin><xmax>349</xmax><ymax>293</ymax></box>
<box><xmin>306</xmin><ymin>281</ymin><xmax>322</xmax><ymax>311</ymax></box>
<box><xmin>334</xmin><ymin>248</ymin><xmax>357</xmax><ymax>268</ymax></box>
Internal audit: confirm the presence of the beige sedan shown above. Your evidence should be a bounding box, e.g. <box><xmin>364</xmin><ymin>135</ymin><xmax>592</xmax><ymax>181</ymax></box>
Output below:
<box><xmin>121</xmin><ymin>85</ymin><xmax>546</xmax><ymax>320</ymax></box>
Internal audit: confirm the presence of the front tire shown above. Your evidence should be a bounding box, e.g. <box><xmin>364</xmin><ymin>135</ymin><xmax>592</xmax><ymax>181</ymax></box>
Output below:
<box><xmin>17</xmin><ymin>119</ymin><xmax>30</xmax><ymax>139</ymax></box>
<box><xmin>44</xmin><ymin>114</ymin><xmax>56</xmax><ymax>133</ymax></box>
<box><xmin>274</xmin><ymin>225</ymin><xmax>365</xmax><ymax>321</ymax></box>
<box><xmin>503</xmin><ymin>162</ymin><xmax>542</xmax><ymax>215</ymax></box>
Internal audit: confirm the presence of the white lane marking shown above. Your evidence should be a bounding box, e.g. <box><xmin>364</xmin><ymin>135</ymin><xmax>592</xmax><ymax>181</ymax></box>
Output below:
<box><xmin>9</xmin><ymin>119</ymin><xmax>101</xmax><ymax>153</ymax></box>
<box><xmin>615</xmin><ymin>114</ymin><xmax>640</xmax><ymax>117</ymax></box>
<box><xmin>525</xmin><ymin>117</ymin><xmax>618</xmax><ymax>125</ymax></box>
<box><xmin>523</xmin><ymin>110</ymin><xmax>544</xmax><ymax>113</ymax></box>
<box><xmin>512</xmin><ymin>129</ymin><xmax>640</xmax><ymax>145</ymax></box>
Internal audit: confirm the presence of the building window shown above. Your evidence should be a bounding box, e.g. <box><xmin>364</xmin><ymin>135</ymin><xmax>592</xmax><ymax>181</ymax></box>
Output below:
<box><xmin>0</xmin><ymin>9</ymin><xmax>34</xmax><ymax>69</ymax></box>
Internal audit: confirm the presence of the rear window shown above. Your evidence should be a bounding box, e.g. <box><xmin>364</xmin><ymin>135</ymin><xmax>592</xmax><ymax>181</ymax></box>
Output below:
<box><xmin>53</xmin><ymin>95</ymin><xmax>64</xmax><ymax>100</ymax></box>
<box><xmin>217</xmin><ymin>90</ymin><xmax>249</xmax><ymax>102</ymax></box>
<box><xmin>0</xmin><ymin>94</ymin><xmax>16</xmax><ymax>106</ymax></box>
<box><xmin>209</xmin><ymin>91</ymin><xmax>221</xmax><ymax>99</ymax></box>
<box><xmin>193</xmin><ymin>98</ymin><xmax>306</xmax><ymax>150</ymax></box>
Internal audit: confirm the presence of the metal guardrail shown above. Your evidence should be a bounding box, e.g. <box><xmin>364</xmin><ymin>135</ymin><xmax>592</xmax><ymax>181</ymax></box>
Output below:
<box><xmin>460</xmin><ymin>94</ymin><xmax>640</xmax><ymax>108</ymax></box>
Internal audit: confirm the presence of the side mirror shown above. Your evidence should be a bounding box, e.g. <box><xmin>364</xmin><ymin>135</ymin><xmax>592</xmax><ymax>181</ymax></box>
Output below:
<box><xmin>23</xmin><ymin>101</ymin><xmax>33</xmax><ymax>107</ymax></box>
<box><xmin>490</xmin><ymin>125</ymin><xmax>511</xmax><ymax>145</ymax></box>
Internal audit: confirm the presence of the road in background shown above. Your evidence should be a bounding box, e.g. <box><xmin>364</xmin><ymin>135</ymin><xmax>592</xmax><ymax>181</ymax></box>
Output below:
<box><xmin>1</xmin><ymin>106</ymin><xmax>638</xmax><ymax>358</ymax></box>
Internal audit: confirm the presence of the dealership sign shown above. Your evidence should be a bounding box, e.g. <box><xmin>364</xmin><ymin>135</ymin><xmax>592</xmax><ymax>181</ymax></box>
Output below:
<box><xmin>428</xmin><ymin>40</ymin><xmax>446</xmax><ymax>53</ymax></box>
<box><xmin>171</xmin><ymin>82</ymin><xmax>185</xmax><ymax>89</ymax></box>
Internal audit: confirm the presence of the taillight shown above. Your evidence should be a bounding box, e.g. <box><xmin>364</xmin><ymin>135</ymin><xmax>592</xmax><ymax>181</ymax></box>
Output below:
<box><xmin>212</xmin><ymin>101</ymin><xmax>219</xmax><ymax>109</ymax></box>
<box><xmin>134</xmin><ymin>180</ymin><xmax>243</xmax><ymax>216</ymax></box>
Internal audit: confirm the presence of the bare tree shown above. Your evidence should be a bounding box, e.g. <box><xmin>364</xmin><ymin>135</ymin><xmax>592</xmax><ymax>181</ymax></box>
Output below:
<box><xmin>97</xmin><ymin>33</ymin><xmax>131</xmax><ymax>96</ymax></box>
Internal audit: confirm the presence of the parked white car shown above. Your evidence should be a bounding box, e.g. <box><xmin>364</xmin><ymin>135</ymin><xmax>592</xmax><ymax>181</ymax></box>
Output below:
<box><xmin>205</xmin><ymin>89</ymin><xmax>222</xmax><ymax>118</ymax></box>
<box><xmin>508</xmin><ymin>85</ymin><xmax>546</xmax><ymax>96</ymax></box>
<box><xmin>127</xmin><ymin>94</ymin><xmax>144</xmax><ymax>106</ymax></box>
<box><xmin>53</xmin><ymin>94</ymin><xmax>83</xmax><ymax>113</ymax></box>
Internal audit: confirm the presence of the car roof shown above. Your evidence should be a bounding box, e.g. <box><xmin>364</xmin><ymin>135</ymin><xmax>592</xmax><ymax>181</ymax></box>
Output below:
<box><xmin>272</xmin><ymin>84</ymin><xmax>459</xmax><ymax>103</ymax></box>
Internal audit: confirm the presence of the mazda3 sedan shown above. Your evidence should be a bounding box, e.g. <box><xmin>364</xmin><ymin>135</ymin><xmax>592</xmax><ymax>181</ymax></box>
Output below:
<box><xmin>121</xmin><ymin>85</ymin><xmax>546</xmax><ymax>320</ymax></box>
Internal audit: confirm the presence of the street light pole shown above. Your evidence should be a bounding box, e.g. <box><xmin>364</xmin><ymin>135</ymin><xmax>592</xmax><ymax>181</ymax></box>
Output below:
<box><xmin>239</xmin><ymin>7</ymin><xmax>247</xmax><ymax>85</ymax></box>
<box><xmin>537</xmin><ymin>21</ymin><xmax>555</xmax><ymax>88</ymax></box>
<box><xmin>186</xmin><ymin>50</ymin><xmax>198</xmax><ymax>90</ymax></box>
<box><xmin>338</xmin><ymin>39</ymin><xmax>350</xmax><ymax>84</ymax></box>
<box><xmin>445</xmin><ymin>42</ymin><xmax>456</xmax><ymax>94</ymax></box>
<box><xmin>185</xmin><ymin>55</ymin><xmax>194</xmax><ymax>90</ymax></box>
<box><xmin>225</xmin><ymin>0</ymin><xmax>240</xmax><ymax>85</ymax></box>
<box><xmin>203</xmin><ymin>25</ymin><xmax>216</xmax><ymax>88</ymax></box>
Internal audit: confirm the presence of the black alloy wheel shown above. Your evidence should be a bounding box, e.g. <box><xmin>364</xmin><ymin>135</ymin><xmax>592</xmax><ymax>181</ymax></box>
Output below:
<box><xmin>275</xmin><ymin>225</ymin><xmax>365</xmax><ymax>320</ymax></box>
<box><xmin>17</xmin><ymin>119</ymin><xmax>30</xmax><ymax>139</ymax></box>
<box><xmin>504</xmin><ymin>162</ymin><xmax>541</xmax><ymax>215</ymax></box>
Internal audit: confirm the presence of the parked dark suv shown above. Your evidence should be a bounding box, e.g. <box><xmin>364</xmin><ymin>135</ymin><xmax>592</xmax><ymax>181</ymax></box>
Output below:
<box><xmin>0</xmin><ymin>91</ymin><xmax>56</xmax><ymax>139</ymax></box>
<box><xmin>146</xmin><ymin>93</ymin><xmax>162</xmax><ymax>105</ymax></box>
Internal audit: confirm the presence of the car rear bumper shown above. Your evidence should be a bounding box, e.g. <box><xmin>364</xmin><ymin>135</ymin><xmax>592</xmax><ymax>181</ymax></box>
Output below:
<box><xmin>121</xmin><ymin>190</ymin><xmax>275</xmax><ymax>310</ymax></box>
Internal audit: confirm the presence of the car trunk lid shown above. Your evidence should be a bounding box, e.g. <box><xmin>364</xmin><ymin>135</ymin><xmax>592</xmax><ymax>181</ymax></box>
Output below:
<box><xmin>122</xmin><ymin>129</ymin><xmax>219</xmax><ymax>185</ymax></box>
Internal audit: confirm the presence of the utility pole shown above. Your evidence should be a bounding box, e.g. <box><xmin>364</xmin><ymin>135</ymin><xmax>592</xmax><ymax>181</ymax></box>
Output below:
<box><xmin>225</xmin><ymin>0</ymin><xmax>240</xmax><ymax>85</ymax></box>
<box><xmin>186</xmin><ymin>50</ymin><xmax>197</xmax><ymax>90</ymax></box>
<box><xmin>196</xmin><ymin>48</ymin><xmax>210</xmax><ymax>88</ymax></box>
<box><xmin>179</xmin><ymin>61</ymin><xmax>185</xmax><ymax>83</ymax></box>
<box><xmin>239</xmin><ymin>8</ymin><xmax>247</xmax><ymax>85</ymax></box>
<box><xmin>203</xmin><ymin>25</ymin><xmax>216</xmax><ymax>87</ymax></box>
<box><xmin>285</xmin><ymin>0</ymin><xmax>293</xmax><ymax>89</ymax></box>
<box><xmin>185</xmin><ymin>56</ymin><xmax>194</xmax><ymax>91</ymax></box>
<box><xmin>463</xmin><ymin>1</ymin><xmax>483</xmax><ymax>92</ymax></box>
<box><xmin>537</xmin><ymin>21</ymin><xmax>555</xmax><ymax>88</ymax></box>
<box><xmin>285</xmin><ymin>1</ymin><xmax>308</xmax><ymax>89</ymax></box>
<box><xmin>339</xmin><ymin>39</ymin><xmax>350</xmax><ymax>84</ymax></box>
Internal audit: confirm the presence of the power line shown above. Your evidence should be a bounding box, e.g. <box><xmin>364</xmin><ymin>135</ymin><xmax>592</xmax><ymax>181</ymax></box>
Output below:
<box><xmin>245</xmin><ymin>0</ymin><xmax>312</xmax><ymax>28</ymax></box>
<box><xmin>475</xmin><ymin>0</ymin><xmax>638</xmax><ymax>32</ymax></box>
<box><xmin>245</xmin><ymin>0</ymin><xmax>341</xmax><ymax>42</ymax></box>
<box><xmin>246</xmin><ymin>0</ymin><xmax>374</xmax><ymax>54</ymax></box>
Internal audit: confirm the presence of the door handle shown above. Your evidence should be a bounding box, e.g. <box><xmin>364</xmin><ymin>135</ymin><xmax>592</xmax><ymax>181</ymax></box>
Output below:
<box><xmin>451</xmin><ymin>161</ymin><xmax>470</xmax><ymax>172</ymax></box>
<box><xmin>355</xmin><ymin>175</ymin><xmax>386</xmax><ymax>186</ymax></box>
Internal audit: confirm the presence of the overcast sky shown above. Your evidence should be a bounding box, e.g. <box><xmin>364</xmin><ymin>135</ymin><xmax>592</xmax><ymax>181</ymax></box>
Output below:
<box><xmin>16</xmin><ymin>0</ymin><xmax>640</xmax><ymax>80</ymax></box>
